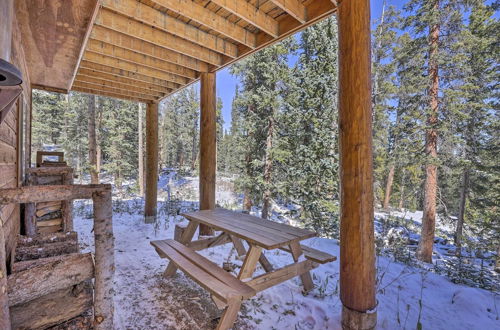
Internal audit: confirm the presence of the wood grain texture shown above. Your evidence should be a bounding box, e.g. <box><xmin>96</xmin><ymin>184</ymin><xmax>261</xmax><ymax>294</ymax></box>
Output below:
<box><xmin>338</xmin><ymin>0</ymin><xmax>377</xmax><ymax>327</ymax></box>
<box><xmin>199</xmin><ymin>72</ymin><xmax>216</xmax><ymax>236</ymax></box>
<box><xmin>7</xmin><ymin>252</ymin><xmax>94</xmax><ymax>306</ymax></box>
<box><xmin>15</xmin><ymin>0</ymin><xmax>99</xmax><ymax>90</ymax></box>
<box><xmin>144</xmin><ymin>102</ymin><xmax>158</xmax><ymax>218</ymax></box>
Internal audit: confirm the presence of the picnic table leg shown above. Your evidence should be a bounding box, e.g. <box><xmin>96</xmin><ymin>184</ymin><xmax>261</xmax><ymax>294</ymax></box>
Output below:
<box><xmin>238</xmin><ymin>245</ymin><xmax>262</xmax><ymax>280</ymax></box>
<box><xmin>164</xmin><ymin>221</ymin><xmax>199</xmax><ymax>277</ymax></box>
<box><xmin>230</xmin><ymin>236</ymin><xmax>273</xmax><ymax>272</ymax></box>
<box><xmin>216</xmin><ymin>299</ymin><xmax>242</xmax><ymax>330</ymax></box>
<box><xmin>289</xmin><ymin>242</ymin><xmax>314</xmax><ymax>292</ymax></box>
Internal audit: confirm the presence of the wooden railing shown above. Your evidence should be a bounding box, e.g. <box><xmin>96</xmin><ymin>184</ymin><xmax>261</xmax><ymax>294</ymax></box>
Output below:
<box><xmin>0</xmin><ymin>184</ymin><xmax>115</xmax><ymax>330</ymax></box>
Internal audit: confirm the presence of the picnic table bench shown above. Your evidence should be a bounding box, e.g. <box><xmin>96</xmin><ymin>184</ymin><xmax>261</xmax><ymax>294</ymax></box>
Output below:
<box><xmin>151</xmin><ymin>208</ymin><xmax>336</xmax><ymax>330</ymax></box>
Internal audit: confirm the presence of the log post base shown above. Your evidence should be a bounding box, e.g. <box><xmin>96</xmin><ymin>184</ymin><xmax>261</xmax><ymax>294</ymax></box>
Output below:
<box><xmin>341</xmin><ymin>305</ymin><xmax>377</xmax><ymax>330</ymax></box>
<box><xmin>144</xmin><ymin>215</ymin><xmax>157</xmax><ymax>224</ymax></box>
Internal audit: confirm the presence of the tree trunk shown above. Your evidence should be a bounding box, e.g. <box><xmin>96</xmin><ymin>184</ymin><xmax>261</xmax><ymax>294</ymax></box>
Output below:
<box><xmin>138</xmin><ymin>103</ymin><xmax>144</xmax><ymax>196</ymax></box>
<box><xmin>261</xmin><ymin>116</ymin><xmax>274</xmax><ymax>219</ymax></box>
<box><xmin>398</xmin><ymin>170</ymin><xmax>406</xmax><ymax>209</ymax></box>
<box><xmin>417</xmin><ymin>3</ymin><xmax>440</xmax><ymax>263</ymax></box>
<box><xmin>495</xmin><ymin>245</ymin><xmax>500</xmax><ymax>273</ymax></box>
<box><xmin>243</xmin><ymin>190</ymin><xmax>252</xmax><ymax>213</ymax></box>
<box><xmin>455</xmin><ymin>169</ymin><xmax>469</xmax><ymax>254</ymax></box>
<box><xmin>382</xmin><ymin>164</ymin><xmax>395</xmax><ymax>210</ymax></box>
<box><xmin>87</xmin><ymin>94</ymin><xmax>99</xmax><ymax>184</ymax></box>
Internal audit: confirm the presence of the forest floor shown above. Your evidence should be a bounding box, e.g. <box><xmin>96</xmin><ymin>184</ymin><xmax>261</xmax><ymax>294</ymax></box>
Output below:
<box><xmin>73</xmin><ymin>172</ymin><xmax>500</xmax><ymax>329</ymax></box>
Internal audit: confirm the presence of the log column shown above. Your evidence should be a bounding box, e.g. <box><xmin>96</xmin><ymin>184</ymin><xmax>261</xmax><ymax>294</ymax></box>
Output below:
<box><xmin>199</xmin><ymin>72</ymin><xmax>216</xmax><ymax>236</ymax></box>
<box><xmin>144</xmin><ymin>102</ymin><xmax>159</xmax><ymax>222</ymax></box>
<box><xmin>338</xmin><ymin>0</ymin><xmax>377</xmax><ymax>329</ymax></box>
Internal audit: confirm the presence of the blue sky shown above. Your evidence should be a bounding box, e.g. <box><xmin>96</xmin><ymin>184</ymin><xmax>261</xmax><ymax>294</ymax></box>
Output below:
<box><xmin>212</xmin><ymin>1</ymin><xmax>404</xmax><ymax>130</ymax></box>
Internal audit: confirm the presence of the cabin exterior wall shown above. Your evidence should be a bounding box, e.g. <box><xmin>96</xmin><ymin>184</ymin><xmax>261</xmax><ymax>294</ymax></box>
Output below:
<box><xmin>1</xmin><ymin>11</ymin><xmax>32</xmax><ymax>270</ymax></box>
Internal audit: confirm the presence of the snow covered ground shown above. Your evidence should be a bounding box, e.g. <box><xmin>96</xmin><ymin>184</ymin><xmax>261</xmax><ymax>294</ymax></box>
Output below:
<box><xmin>72</xmin><ymin>173</ymin><xmax>500</xmax><ymax>329</ymax></box>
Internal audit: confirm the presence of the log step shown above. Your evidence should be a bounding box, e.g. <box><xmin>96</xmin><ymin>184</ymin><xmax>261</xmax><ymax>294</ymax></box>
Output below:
<box><xmin>15</xmin><ymin>232</ymin><xmax>79</xmax><ymax>262</ymax></box>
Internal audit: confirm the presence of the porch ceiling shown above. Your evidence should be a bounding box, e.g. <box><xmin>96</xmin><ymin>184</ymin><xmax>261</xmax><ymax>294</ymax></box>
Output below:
<box><xmin>20</xmin><ymin>0</ymin><xmax>337</xmax><ymax>103</ymax></box>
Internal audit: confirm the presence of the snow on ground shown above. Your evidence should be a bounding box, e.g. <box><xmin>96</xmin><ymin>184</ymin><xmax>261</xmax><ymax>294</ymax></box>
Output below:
<box><xmin>73</xmin><ymin>196</ymin><xmax>500</xmax><ymax>330</ymax></box>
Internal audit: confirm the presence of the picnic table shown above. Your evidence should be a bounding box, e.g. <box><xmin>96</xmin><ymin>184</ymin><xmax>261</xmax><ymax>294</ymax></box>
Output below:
<box><xmin>151</xmin><ymin>208</ymin><xmax>336</xmax><ymax>330</ymax></box>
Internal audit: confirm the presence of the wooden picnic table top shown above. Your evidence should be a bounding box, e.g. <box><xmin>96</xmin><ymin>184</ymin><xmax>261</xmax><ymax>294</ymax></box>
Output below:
<box><xmin>181</xmin><ymin>208</ymin><xmax>316</xmax><ymax>250</ymax></box>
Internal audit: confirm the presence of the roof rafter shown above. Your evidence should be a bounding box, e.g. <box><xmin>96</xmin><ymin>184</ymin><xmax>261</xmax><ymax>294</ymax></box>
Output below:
<box><xmin>72</xmin><ymin>86</ymin><xmax>154</xmax><ymax>104</ymax></box>
<box><xmin>101</xmin><ymin>0</ymin><xmax>238</xmax><ymax>58</ymax></box>
<box><xmin>91</xmin><ymin>26</ymin><xmax>210</xmax><ymax>73</ymax></box>
<box><xmin>209</xmin><ymin>0</ymin><xmax>279</xmax><ymax>37</ymax></box>
<box><xmin>83</xmin><ymin>51</ymin><xmax>191</xmax><ymax>85</ymax></box>
<box><xmin>95</xmin><ymin>8</ymin><xmax>225</xmax><ymax>66</ymax></box>
<box><xmin>79</xmin><ymin>60</ymin><xmax>182</xmax><ymax>90</ymax></box>
<box><xmin>74</xmin><ymin>74</ymin><xmax>165</xmax><ymax>98</ymax></box>
<box><xmin>267</xmin><ymin>0</ymin><xmax>307</xmax><ymax>24</ymax></box>
<box><xmin>87</xmin><ymin>39</ymin><xmax>198</xmax><ymax>80</ymax></box>
<box><xmin>149</xmin><ymin>0</ymin><xmax>257</xmax><ymax>48</ymax></box>
<box><xmin>77</xmin><ymin>67</ymin><xmax>172</xmax><ymax>94</ymax></box>
<box><xmin>73</xmin><ymin>80</ymin><xmax>158</xmax><ymax>100</ymax></box>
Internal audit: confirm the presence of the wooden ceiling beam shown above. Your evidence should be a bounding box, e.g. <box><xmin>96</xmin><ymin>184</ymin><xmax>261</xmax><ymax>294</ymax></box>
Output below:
<box><xmin>79</xmin><ymin>60</ymin><xmax>182</xmax><ymax>90</ymax></box>
<box><xmin>91</xmin><ymin>26</ymin><xmax>209</xmax><ymax>73</ymax></box>
<box><xmin>74</xmin><ymin>74</ymin><xmax>165</xmax><ymax>98</ymax></box>
<box><xmin>87</xmin><ymin>39</ymin><xmax>198</xmax><ymax>80</ymax></box>
<box><xmin>95</xmin><ymin>8</ymin><xmax>225</xmax><ymax>66</ymax></box>
<box><xmin>267</xmin><ymin>0</ymin><xmax>307</xmax><ymax>24</ymax></box>
<box><xmin>72</xmin><ymin>86</ymin><xmax>155</xmax><ymax>104</ymax></box>
<box><xmin>209</xmin><ymin>0</ymin><xmax>279</xmax><ymax>37</ymax></box>
<box><xmin>149</xmin><ymin>0</ymin><xmax>257</xmax><ymax>48</ymax></box>
<box><xmin>73</xmin><ymin>81</ymin><xmax>157</xmax><ymax>100</ymax></box>
<box><xmin>101</xmin><ymin>0</ymin><xmax>238</xmax><ymax>58</ymax></box>
<box><xmin>83</xmin><ymin>51</ymin><xmax>190</xmax><ymax>85</ymax></box>
<box><xmin>77</xmin><ymin>67</ymin><xmax>171</xmax><ymax>95</ymax></box>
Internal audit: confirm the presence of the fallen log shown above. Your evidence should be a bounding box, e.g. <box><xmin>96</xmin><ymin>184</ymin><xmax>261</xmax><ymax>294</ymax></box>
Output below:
<box><xmin>36</xmin><ymin>205</ymin><xmax>62</xmax><ymax>217</ymax></box>
<box><xmin>17</xmin><ymin>231</ymin><xmax>77</xmax><ymax>247</ymax></box>
<box><xmin>37</xmin><ymin>218</ymin><xmax>63</xmax><ymax>227</ymax></box>
<box><xmin>10</xmin><ymin>280</ymin><xmax>93</xmax><ymax>329</ymax></box>
<box><xmin>38</xmin><ymin>225</ymin><xmax>62</xmax><ymax>235</ymax></box>
<box><xmin>15</xmin><ymin>238</ymin><xmax>78</xmax><ymax>262</ymax></box>
<box><xmin>37</xmin><ymin>209</ymin><xmax>62</xmax><ymax>221</ymax></box>
<box><xmin>12</xmin><ymin>252</ymin><xmax>83</xmax><ymax>273</ymax></box>
<box><xmin>36</xmin><ymin>200</ymin><xmax>62</xmax><ymax>209</ymax></box>
<box><xmin>8</xmin><ymin>252</ymin><xmax>94</xmax><ymax>306</ymax></box>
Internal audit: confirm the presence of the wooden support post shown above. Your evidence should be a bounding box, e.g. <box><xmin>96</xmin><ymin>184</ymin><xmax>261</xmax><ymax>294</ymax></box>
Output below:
<box><xmin>199</xmin><ymin>72</ymin><xmax>216</xmax><ymax>236</ymax></box>
<box><xmin>338</xmin><ymin>1</ymin><xmax>377</xmax><ymax>329</ymax></box>
<box><xmin>92</xmin><ymin>189</ymin><xmax>115</xmax><ymax>330</ymax></box>
<box><xmin>144</xmin><ymin>102</ymin><xmax>159</xmax><ymax>223</ymax></box>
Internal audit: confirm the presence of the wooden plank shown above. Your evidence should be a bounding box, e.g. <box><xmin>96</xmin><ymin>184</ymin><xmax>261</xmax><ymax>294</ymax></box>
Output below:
<box><xmin>91</xmin><ymin>26</ymin><xmax>209</xmax><ymax>72</ymax></box>
<box><xmin>165</xmin><ymin>239</ymin><xmax>255</xmax><ymax>298</ymax></box>
<box><xmin>150</xmin><ymin>0</ymin><xmax>257</xmax><ymax>48</ymax></box>
<box><xmin>0</xmin><ymin>122</ymin><xmax>16</xmax><ymax>146</ymax></box>
<box><xmin>8</xmin><ymin>252</ymin><xmax>94</xmax><ymax>306</ymax></box>
<box><xmin>68</xmin><ymin>0</ymin><xmax>101</xmax><ymax>90</ymax></box>
<box><xmin>187</xmin><ymin>233</ymin><xmax>231</xmax><ymax>251</ymax></box>
<box><xmin>268</xmin><ymin>0</ymin><xmax>307</xmax><ymax>24</ymax></box>
<box><xmin>238</xmin><ymin>244</ymin><xmax>262</xmax><ymax>280</ymax></box>
<box><xmin>184</xmin><ymin>209</ymin><xmax>311</xmax><ymax>249</ymax></box>
<box><xmin>87</xmin><ymin>39</ymin><xmax>199</xmax><ymax>79</ymax></box>
<box><xmin>280</xmin><ymin>244</ymin><xmax>337</xmax><ymax>264</ymax></box>
<box><xmin>75</xmin><ymin>74</ymin><xmax>164</xmax><ymax>98</ymax></box>
<box><xmin>210</xmin><ymin>0</ymin><xmax>279</xmax><ymax>37</ymax></box>
<box><xmin>10</xmin><ymin>280</ymin><xmax>93</xmax><ymax>330</ymax></box>
<box><xmin>78</xmin><ymin>67</ymin><xmax>171</xmax><ymax>95</ymax></box>
<box><xmin>95</xmin><ymin>8</ymin><xmax>224</xmax><ymax>66</ymax></box>
<box><xmin>74</xmin><ymin>78</ymin><xmax>160</xmax><ymax>100</ymax></box>
<box><xmin>216</xmin><ymin>299</ymin><xmax>241</xmax><ymax>330</ymax></box>
<box><xmin>74</xmin><ymin>80</ymin><xmax>157</xmax><ymax>101</ymax></box>
<box><xmin>101</xmin><ymin>0</ymin><xmax>238</xmax><ymax>57</ymax></box>
<box><xmin>246</xmin><ymin>259</ymin><xmax>317</xmax><ymax>292</ymax></box>
<box><xmin>83</xmin><ymin>51</ymin><xmax>190</xmax><ymax>85</ymax></box>
<box><xmin>164</xmin><ymin>220</ymin><xmax>198</xmax><ymax>276</ymax></box>
<box><xmin>37</xmin><ymin>225</ymin><xmax>62</xmax><ymax>235</ymax></box>
<box><xmin>151</xmin><ymin>240</ymin><xmax>243</xmax><ymax>302</ymax></box>
<box><xmin>72</xmin><ymin>86</ymin><xmax>154</xmax><ymax>104</ymax></box>
<box><xmin>0</xmin><ymin>140</ymin><xmax>16</xmax><ymax>165</ymax></box>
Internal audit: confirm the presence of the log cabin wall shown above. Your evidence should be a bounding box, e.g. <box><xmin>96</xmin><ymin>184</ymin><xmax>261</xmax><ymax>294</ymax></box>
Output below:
<box><xmin>1</xmin><ymin>10</ymin><xmax>32</xmax><ymax>271</ymax></box>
